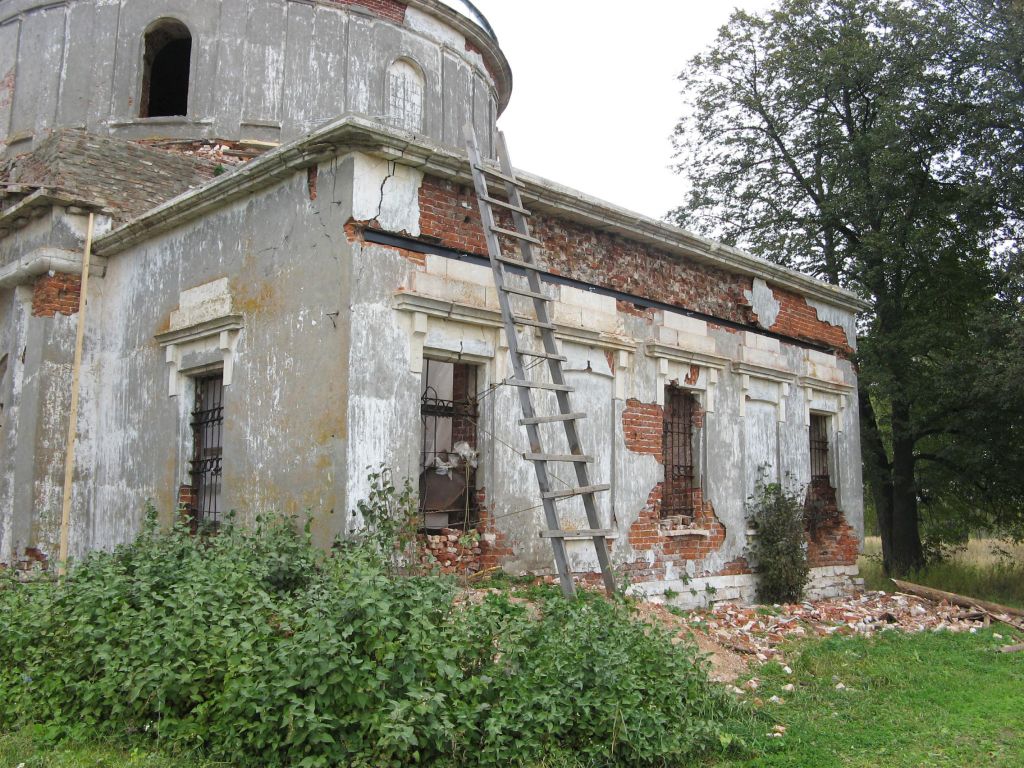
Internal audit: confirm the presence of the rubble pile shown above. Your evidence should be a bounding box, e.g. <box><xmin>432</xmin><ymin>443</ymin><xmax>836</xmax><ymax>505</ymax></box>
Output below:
<box><xmin>137</xmin><ymin>138</ymin><xmax>271</xmax><ymax>168</ymax></box>
<box><xmin>638</xmin><ymin>590</ymin><xmax>1023</xmax><ymax>671</ymax></box>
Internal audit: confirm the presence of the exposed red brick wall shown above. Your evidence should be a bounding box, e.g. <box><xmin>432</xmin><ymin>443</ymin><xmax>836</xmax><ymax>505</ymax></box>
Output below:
<box><xmin>624</xmin><ymin>484</ymin><xmax>730</xmax><ymax>582</ymax></box>
<box><xmin>420</xmin><ymin>527</ymin><xmax>484</xmax><ymax>573</ymax></box>
<box><xmin>450</xmin><ymin>363</ymin><xmax>477</xmax><ymax>448</ymax></box>
<box><xmin>465</xmin><ymin>39</ymin><xmax>500</xmax><ymax>89</ymax></box>
<box><xmin>805</xmin><ymin>483</ymin><xmax>859</xmax><ymax>567</ymax></box>
<box><xmin>418</xmin><ymin>178</ymin><xmax>756</xmax><ymax>327</ymax></box>
<box><xmin>329</xmin><ymin>0</ymin><xmax>407</xmax><ymax>23</ymax></box>
<box><xmin>616</xmin><ymin>299</ymin><xmax>655</xmax><ymax>320</ymax></box>
<box><xmin>417</xmin><ymin>489</ymin><xmax>513</xmax><ymax>575</ymax></box>
<box><xmin>720</xmin><ymin>557</ymin><xmax>752</xmax><ymax>576</ymax></box>
<box><xmin>622</xmin><ymin>399</ymin><xmax>664</xmax><ymax>463</ymax></box>
<box><xmin>769</xmin><ymin>287</ymin><xmax>852</xmax><ymax>355</ymax></box>
<box><xmin>32</xmin><ymin>273</ymin><xmax>81</xmax><ymax>317</ymax></box>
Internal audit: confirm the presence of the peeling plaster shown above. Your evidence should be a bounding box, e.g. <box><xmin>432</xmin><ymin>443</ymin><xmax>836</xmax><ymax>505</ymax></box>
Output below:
<box><xmin>745</xmin><ymin>277</ymin><xmax>781</xmax><ymax>328</ymax></box>
<box><xmin>807</xmin><ymin>298</ymin><xmax>858</xmax><ymax>350</ymax></box>
<box><xmin>351</xmin><ymin>154</ymin><xmax>423</xmax><ymax>236</ymax></box>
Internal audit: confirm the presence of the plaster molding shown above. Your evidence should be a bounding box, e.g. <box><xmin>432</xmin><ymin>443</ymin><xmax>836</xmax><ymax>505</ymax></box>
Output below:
<box><xmin>156</xmin><ymin>314</ymin><xmax>243</xmax><ymax>396</ymax></box>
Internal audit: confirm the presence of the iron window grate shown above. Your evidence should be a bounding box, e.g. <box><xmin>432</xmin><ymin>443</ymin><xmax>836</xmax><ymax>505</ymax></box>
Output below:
<box><xmin>420</xmin><ymin>359</ymin><xmax>480</xmax><ymax>532</ymax></box>
<box><xmin>810</xmin><ymin>413</ymin><xmax>831</xmax><ymax>484</ymax></box>
<box><xmin>663</xmin><ymin>387</ymin><xmax>699</xmax><ymax>522</ymax></box>
<box><xmin>189</xmin><ymin>375</ymin><xmax>224</xmax><ymax>531</ymax></box>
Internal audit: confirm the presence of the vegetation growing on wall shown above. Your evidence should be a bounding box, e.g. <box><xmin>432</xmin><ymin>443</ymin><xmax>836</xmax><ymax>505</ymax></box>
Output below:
<box><xmin>747</xmin><ymin>483</ymin><xmax>810</xmax><ymax>603</ymax></box>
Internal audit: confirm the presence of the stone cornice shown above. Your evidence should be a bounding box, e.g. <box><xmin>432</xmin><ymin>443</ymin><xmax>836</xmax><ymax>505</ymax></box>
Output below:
<box><xmin>93</xmin><ymin>116</ymin><xmax>868</xmax><ymax>314</ymax></box>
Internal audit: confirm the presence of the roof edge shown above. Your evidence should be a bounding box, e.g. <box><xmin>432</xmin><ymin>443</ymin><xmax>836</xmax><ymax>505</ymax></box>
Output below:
<box><xmin>407</xmin><ymin>0</ymin><xmax>513</xmax><ymax>115</ymax></box>
<box><xmin>91</xmin><ymin>116</ymin><xmax>870</xmax><ymax>313</ymax></box>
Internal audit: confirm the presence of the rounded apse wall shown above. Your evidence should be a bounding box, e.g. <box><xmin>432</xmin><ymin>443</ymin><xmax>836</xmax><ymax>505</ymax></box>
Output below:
<box><xmin>0</xmin><ymin>0</ymin><xmax>511</xmax><ymax>156</ymax></box>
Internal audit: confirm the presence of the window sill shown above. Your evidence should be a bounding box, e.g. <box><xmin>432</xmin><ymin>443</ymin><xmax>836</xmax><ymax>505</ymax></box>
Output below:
<box><xmin>660</xmin><ymin>528</ymin><xmax>712</xmax><ymax>538</ymax></box>
<box><xmin>109</xmin><ymin>116</ymin><xmax>214</xmax><ymax>127</ymax></box>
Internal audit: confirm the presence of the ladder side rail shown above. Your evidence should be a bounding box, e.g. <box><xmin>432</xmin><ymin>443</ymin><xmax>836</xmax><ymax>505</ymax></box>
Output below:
<box><xmin>466</xmin><ymin>130</ymin><xmax>576</xmax><ymax>599</ymax></box>
<box><xmin>494</xmin><ymin>132</ymin><xmax>617</xmax><ymax>596</ymax></box>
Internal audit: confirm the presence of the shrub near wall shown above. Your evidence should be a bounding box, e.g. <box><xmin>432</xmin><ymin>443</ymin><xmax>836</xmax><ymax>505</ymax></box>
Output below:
<box><xmin>0</xmin><ymin>510</ymin><xmax>743</xmax><ymax>767</ymax></box>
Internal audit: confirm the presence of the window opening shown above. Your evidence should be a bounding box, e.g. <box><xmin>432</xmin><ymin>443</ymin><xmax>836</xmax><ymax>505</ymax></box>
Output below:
<box><xmin>419</xmin><ymin>359</ymin><xmax>479</xmax><ymax>532</ymax></box>
<box><xmin>809</xmin><ymin>413</ymin><xmax>831</xmax><ymax>487</ymax></box>
<box><xmin>189</xmin><ymin>374</ymin><xmax>224</xmax><ymax>531</ymax></box>
<box><xmin>386</xmin><ymin>59</ymin><xmax>425</xmax><ymax>132</ymax></box>
<box><xmin>807</xmin><ymin>412</ymin><xmax>839</xmax><ymax>535</ymax></box>
<box><xmin>0</xmin><ymin>353</ymin><xmax>7</xmax><ymax>428</ymax></box>
<box><xmin>662</xmin><ymin>386</ymin><xmax>700</xmax><ymax>523</ymax></box>
<box><xmin>140</xmin><ymin>19</ymin><xmax>192</xmax><ymax>118</ymax></box>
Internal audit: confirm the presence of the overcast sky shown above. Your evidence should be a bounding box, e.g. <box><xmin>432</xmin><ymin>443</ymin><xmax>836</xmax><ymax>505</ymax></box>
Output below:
<box><xmin>468</xmin><ymin>1</ymin><xmax>776</xmax><ymax>220</ymax></box>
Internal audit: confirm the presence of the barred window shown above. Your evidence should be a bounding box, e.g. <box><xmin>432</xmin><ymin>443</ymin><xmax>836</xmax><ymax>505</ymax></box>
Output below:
<box><xmin>188</xmin><ymin>374</ymin><xmax>224</xmax><ymax>530</ymax></box>
<box><xmin>663</xmin><ymin>386</ymin><xmax>700</xmax><ymax>523</ymax></box>
<box><xmin>809</xmin><ymin>413</ymin><xmax>831</xmax><ymax>485</ymax></box>
<box><xmin>419</xmin><ymin>359</ymin><xmax>479</xmax><ymax>532</ymax></box>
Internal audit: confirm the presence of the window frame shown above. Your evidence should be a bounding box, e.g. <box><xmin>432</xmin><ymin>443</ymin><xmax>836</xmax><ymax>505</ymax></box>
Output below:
<box><xmin>139</xmin><ymin>17</ymin><xmax>194</xmax><ymax>119</ymax></box>
<box><xmin>662</xmin><ymin>385</ymin><xmax>703</xmax><ymax>523</ymax></box>
<box><xmin>418</xmin><ymin>357</ymin><xmax>481</xmax><ymax>533</ymax></box>
<box><xmin>187</xmin><ymin>372</ymin><xmax>225</xmax><ymax>531</ymax></box>
<box><xmin>385</xmin><ymin>57</ymin><xmax>426</xmax><ymax>132</ymax></box>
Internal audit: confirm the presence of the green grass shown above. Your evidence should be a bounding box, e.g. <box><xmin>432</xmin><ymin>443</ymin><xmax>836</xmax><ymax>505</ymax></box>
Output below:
<box><xmin>0</xmin><ymin>730</ymin><xmax>215</xmax><ymax>767</ymax></box>
<box><xmin>859</xmin><ymin>536</ymin><xmax>1024</xmax><ymax>609</ymax></box>
<box><xmin>716</xmin><ymin>628</ymin><xmax>1024</xmax><ymax>767</ymax></box>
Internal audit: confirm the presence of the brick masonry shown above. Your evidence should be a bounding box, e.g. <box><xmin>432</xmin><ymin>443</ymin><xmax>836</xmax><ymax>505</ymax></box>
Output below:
<box><xmin>416</xmin><ymin>489</ymin><xmax>512</xmax><ymax>575</ymax></box>
<box><xmin>417</xmin><ymin>176</ymin><xmax>851</xmax><ymax>353</ymax></box>
<box><xmin>3</xmin><ymin>129</ymin><xmax>218</xmax><ymax>224</ymax></box>
<box><xmin>330</xmin><ymin>0</ymin><xmax>407</xmax><ymax>23</ymax></box>
<box><xmin>402</xmin><ymin>175</ymin><xmax>860</xmax><ymax>583</ymax></box>
<box><xmin>31</xmin><ymin>273</ymin><xmax>81</xmax><ymax>317</ymax></box>
<box><xmin>768</xmin><ymin>287</ymin><xmax>852</xmax><ymax>355</ymax></box>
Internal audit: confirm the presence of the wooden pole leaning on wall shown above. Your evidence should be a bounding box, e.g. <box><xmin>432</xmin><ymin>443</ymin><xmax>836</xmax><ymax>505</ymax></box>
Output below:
<box><xmin>58</xmin><ymin>212</ymin><xmax>95</xmax><ymax>579</ymax></box>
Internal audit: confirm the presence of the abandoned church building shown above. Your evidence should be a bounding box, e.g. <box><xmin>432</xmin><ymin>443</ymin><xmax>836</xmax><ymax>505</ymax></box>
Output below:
<box><xmin>0</xmin><ymin>0</ymin><xmax>868</xmax><ymax>604</ymax></box>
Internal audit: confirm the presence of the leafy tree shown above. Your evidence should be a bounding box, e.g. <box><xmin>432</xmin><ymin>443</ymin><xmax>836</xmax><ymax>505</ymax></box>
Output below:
<box><xmin>672</xmin><ymin>0</ymin><xmax>1024</xmax><ymax>574</ymax></box>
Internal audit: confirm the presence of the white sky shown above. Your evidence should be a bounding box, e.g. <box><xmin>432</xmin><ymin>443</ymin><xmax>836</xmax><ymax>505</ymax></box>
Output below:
<box><xmin>469</xmin><ymin>1</ymin><xmax>776</xmax><ymax>220</ymax></box>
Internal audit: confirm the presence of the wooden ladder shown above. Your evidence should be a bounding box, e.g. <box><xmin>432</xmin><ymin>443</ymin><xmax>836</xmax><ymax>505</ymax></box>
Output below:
<box><xmin>465</xmin><ymin>127</ymin><xmax>616</xmax><ymax>598</ymax></box>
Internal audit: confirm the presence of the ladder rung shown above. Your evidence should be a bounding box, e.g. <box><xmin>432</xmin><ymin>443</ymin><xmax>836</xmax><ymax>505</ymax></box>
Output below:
<box><xmin>542</xmin><ymin>484</ymin><xmax>612</xmax><ymax>501</ymax></box>
<box><xmin>540</xmin><ymin>529</ymin><xmax>614</xmax><ymax>539</ymax></box>
<box><xmin>501</xmin><ymin>285</ymin><xmax>551</xmax><ymax>301</ymax></box>
<box><xmin>542</xmin><ymin>484</ymin><xmax>611</xmax><ymax>500</ymax></box>
<box><xmin>511</xmin><ymin>315</ymin><xmax>555</xmax><ymax>331</ymax></box>
<box><xmin>516</xmin><ymin>349</ymin><xmax>567</xmax><ymax>362</ymax></box>
<box><xmin>495</xmin><ymin>254</ymin><xmax>541</xmax><ymax>271</ymax></box>
<box><xmin>520</xmin><ymin>412</ymin><xmax>586</xmax><ymax>425</ymax></box>
<box><xmin>481</xmin><ymin>195</ymin><xmax>531</xmax><ymax>216</ymax></box>
<box><xmin>524</xmin><ymin>453</ymin><xmax>594</xmax><ymax>463</ymax></box>
<box><xmin>475</xmin><ymin>164</ymin><xmax>526</xmax><ymax>188</ymax></box>
<box><xmin>491</xmin><ymin>225</ymin><xmax>543</xmax><ymax>246</ymax></box>
<box><xmin>507</xmin><ymin>379</ymin><xmax>573</xmax><ymax>392</ymax></box>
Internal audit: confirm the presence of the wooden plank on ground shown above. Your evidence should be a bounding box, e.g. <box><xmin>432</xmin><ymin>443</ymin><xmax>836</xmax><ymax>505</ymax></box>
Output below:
<box><xmin>890</xmin><ymin>578</ymin><xmax>1024</xmax><ymax>619</ymax></box>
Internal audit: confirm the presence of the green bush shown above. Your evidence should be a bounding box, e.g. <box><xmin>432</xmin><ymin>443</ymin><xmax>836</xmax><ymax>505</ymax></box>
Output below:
<box><xmin>0</xmin><ymin>505</ymin><xmax>743</xmax><ymax>767</ymax></box>
<box><xmin>747</xmin><ymin>482</ymin><xmax>810</xmax><ymax>603</ymax></box>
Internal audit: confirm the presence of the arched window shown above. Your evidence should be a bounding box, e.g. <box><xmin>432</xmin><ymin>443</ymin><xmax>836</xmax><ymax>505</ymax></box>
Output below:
<box><xmin>386</xmin><ymin>59</ymin><xmax>425</xmax><ymax>132</ymax></box>
<box><xmin>140</xmin><ymin>19</ymin><xmax>192</xmax><ymax>118</ymax></box>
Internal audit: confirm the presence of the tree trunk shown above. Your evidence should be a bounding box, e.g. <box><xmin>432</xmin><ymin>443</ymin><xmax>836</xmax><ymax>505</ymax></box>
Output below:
<box><xmin>859</xmin><ymin>386</ymin><xmax>925</xmax><ymax>575</ymax></box>
<box><xmin>859</xmin><ymin>387</ymin><xmax>894</xmax><ymax>567</ymax></box>
<box><xmin>887</xmin><ymin>398</ymin><xmax>925</xmax><ymax>575</ymax></box>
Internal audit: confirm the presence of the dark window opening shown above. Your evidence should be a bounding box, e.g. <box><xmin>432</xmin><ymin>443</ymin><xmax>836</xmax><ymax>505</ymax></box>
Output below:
<box><xmin>809</xmin><ymin>414</ymin><xmax>831</xmax><ymax>486</ymax></box>
<box><xmin>188</xmin><ymin>374</ymin><xmax>224</xmax><ymax>531</ymax></box>
<box><xmin>807</xmin><ymin>413</ymin><xmax>839</xmax><ymax>534</ymax></box>
<box><xmin>419</xmin><ymin>359</ymin><xmax>480</xmax><ymax>532</ymax></box>
<box><xmin>140</xmin><ymin>20</ymin><xmax>192</xmax><ymax>118</ymax></box>
<box><xmin>663</xmin><ymin>386</ymin><xmax>700</xmax><ymax>523</ymax></box>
